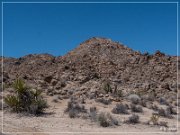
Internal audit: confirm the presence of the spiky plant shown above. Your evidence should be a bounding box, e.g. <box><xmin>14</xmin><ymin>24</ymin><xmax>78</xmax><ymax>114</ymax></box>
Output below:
<box><xmin>4</xmin><ymin>78</ymin><xmax>48</xmax><ymax>115</ymax></box>
<box><xmin>103</xmin><ymin>81</ymin><xmax>112</xmax><ymax>94</ymax></box>
<box><xmin>150</xmin><ymin>114</ymin><xmax>159</xmax><ymax>125</ymax></box>
<box><xmin>4</xmin><ymin>95</ymin><xmax>19</xmax><ymax>112</ymax></box>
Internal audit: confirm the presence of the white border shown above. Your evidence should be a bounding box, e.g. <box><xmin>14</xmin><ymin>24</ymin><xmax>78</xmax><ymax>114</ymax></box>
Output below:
<box><xmin>1</xmin><ymin>1</ymin><xmax>3</xmax><ymax>134</ymax></box>
<box><xmin>1</xmin><ymin>1</ymin><xmax>179</xmax><ymax>134</ymax></box>
<box><xmin>176</xmin><ymin>2</ymin><xmax>179</xmax><ymax>133</ymax></box>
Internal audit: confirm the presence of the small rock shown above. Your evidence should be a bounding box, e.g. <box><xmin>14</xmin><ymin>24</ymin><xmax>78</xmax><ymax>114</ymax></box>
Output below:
<box><xmin>44</xmin><ymin>75</ymin><xmax>53</xmax><ymax>83</ymax></box>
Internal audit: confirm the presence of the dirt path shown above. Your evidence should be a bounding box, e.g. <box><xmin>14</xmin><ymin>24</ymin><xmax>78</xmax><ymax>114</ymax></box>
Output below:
<box><xmin>1</xmin><ymin>98</ymin><xmax>179</xmax><ymax>135</ymax></box>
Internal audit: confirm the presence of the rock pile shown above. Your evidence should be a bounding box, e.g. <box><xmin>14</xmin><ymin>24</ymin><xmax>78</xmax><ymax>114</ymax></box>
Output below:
<box><xmin>1</xmin><ymin>37</ymin><xmax>179</xmax><ymax>101</ymax></box>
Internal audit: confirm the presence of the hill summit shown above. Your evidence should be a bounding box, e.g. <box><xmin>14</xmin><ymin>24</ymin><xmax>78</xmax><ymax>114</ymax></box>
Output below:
<box><xmin>1</xmin><ymin>37</ymin><xmax>178</xmax><ymax>100</ymax></box>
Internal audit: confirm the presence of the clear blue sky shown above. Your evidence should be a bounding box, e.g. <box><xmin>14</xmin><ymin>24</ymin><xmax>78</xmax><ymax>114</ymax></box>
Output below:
<box><xmin>1</xmin><ymin>1</ymin><xmax>178</xmax><ymax>58</ymax></box>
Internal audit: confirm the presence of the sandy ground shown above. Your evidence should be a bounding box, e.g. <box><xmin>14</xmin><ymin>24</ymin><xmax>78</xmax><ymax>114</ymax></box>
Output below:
<box><xmin>1</xmin><ymin>96</ymin><xmax>179</xmax><ymax>135</ymax></box>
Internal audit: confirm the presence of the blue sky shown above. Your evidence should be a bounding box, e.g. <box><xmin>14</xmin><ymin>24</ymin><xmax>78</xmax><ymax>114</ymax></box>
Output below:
<box><xmin>1</xmin><ymin>1</ymin><xmax>178</xmax><ymax>57</ymax></box>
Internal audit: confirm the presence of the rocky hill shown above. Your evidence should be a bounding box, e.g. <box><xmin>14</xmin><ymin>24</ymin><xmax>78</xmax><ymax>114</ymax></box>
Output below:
<box><xmin>1</xmin><ymin>37</ymin><xmax>179</xmax><ymax>100</ymax></box>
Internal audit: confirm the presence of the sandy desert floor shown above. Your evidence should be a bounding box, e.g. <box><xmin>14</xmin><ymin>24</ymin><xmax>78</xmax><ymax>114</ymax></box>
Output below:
<box><xmin>1</xmin><ymin>94</ymin><xmax>180</xmax><ymax>135</ymax></box>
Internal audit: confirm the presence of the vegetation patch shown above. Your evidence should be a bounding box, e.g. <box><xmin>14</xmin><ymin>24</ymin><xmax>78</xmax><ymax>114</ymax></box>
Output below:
<box><xmin>97</xmin><ymin>112</ymin><xmax>118</xmax><ymax>127</ymax></box>
<box><xmin>4</xmin><ymin>78</ymin><xmax>48</xmax><ymax>115</ymax></box>
<box><xmin>111</xmin><ymin>103</ymin><xmax>129</xmax><ymax>114</ymax></box>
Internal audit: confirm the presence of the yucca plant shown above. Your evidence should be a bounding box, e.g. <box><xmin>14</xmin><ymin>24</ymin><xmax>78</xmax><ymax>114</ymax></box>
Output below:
<box><xmin>4</xmin><ymin>78</ymin><xmax>48</xmax><ymax>115</ymax></box>
<box><xmin>150</xmin><ymin>114</ymin><xmax>159</xmax><ymax>125</ymax></box>
<box><xmin>103</xmin><ymin>81</ymin><xmax>112</xmax><ymax>94</ymax></box>
<box><xmin>4</xmin><ymin>95</ymin><xmax>20</xmax><ymax>112</ymax></box>
<box><xmin>13</xmin><ymin>79</ymin><xmax>27</xmax><ymax>94</ymax></box>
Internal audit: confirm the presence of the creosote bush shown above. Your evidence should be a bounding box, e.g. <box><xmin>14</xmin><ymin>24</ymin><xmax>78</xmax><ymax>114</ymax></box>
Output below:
<box><xmin>159</xmin><ymin>97</ymin><xmax>169</xmax><ymax>106</ymax></box>
<box><xmin>97</xmin><ymin>112</ymin><xmax>118</xmax><ymax>127</ymax></box>
<box><xmin>89</xmin><ymin>107</ymin><xmax>97</xmax><ymax>121</ymax></box>
<box><xmin>159</xmin><ymin>121</ymin><xmax>168</xmax><ymax>127</ymax></box>
<box><xmin>158</xmin><ymin>108</ymin><xmax>172</xmax><ymax>118</ymax></box>
<box><xmin>4</xmin><ymin>78</ymin><xmax>48</xmax><ymax>115</ymax></box>
<box><xmin>64</xmin><ymin>98</ymin><xmax>87</xmax><ymax>118</ymax></box>
<box><xmin>128</xmin><ymin>94</ymin><xmax>140</xmax><ymax>104</ymax></box>
<box><xmin>130</xmin><ymin>104</ymin><xmax>143</xmax><ymax>113</ymax></box>
<box><xmin>112</xmin><ymin>103</ymin><xmax>129</xmax><ymax>114</ymax></box>
<box><xmin>126</xmin><ymin>114</ymin><xmax>139</xmax><ymax>124</ymax></box>
<box><xmin>95</xmin><ymin>98</ymin><xmax>111</xmax><ymax>105</ymax></box>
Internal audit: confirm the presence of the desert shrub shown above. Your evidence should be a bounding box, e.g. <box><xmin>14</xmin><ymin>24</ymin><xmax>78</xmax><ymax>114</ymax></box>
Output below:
<box><xmin>0</xmin><ymin>100</ymin><xmax>2</xmax><ymax>110</ymax></box>
<box><xmin>159</xmin><ymin>121</ymin><xmax>168</xmax><ymax>127</ymax></box>
<box><xmin>159</xmin><ymin>97</ymin><xmax>169</xmax><ymax>106</ymax></box>
<box><xmin>158</xmin><ymin>108</ymin><xmax>172</xmax><ymax>118</ymax></box>
<box><xmin>139</xmin><ymin>99</ymin><xmax>147</xmax><ymax>107</ymax></box>
<box><xmin>152</xmin><ymin>103</ymin><xmax>159</xmax><ymax>111</ymax></box>
<box><xmin>95</xmin><ymin>98</ymin><xmax>111</xmax><ymax>105</ymax></box>
<box><xmin>128</xmin><ymin>94</ymin><xmax>140</xmax><ymax>104</ymax></box>
<box><xmin>111</xmin><ymin>103</ymin><xmax>129</xmax><ymax>114</ymax></box>
<box><xmin>103</xmin><ymin>82</ymin><xmax>112</xmax><ymax>94</ymax></box>
<box><xmin>116</xmin><ymin>89</ymin><xmax>123</xmax><ymax>97</ymax></box>
<box><xmin>158</xmin><ymin>108</ymin><xmax>166</xmax><ymax>117</ymax></box>
<box><xmin>145</xmin><ymin>94</ymin><xmax>155</xmax><ymax>102</ymax></box>
<box><xmin>89</xmin><ymin>107</ymin><xmax>97</xmax><ymax>121</ymax></box>
<box><xmin>130</xmin><ymin>104</ymin><xmax>143</xmax><ymax>113</ymax></box>
<box><xmin>98</xmin><ymin>112</ymin><xmax>110</xmax><ymax>127</ymax></box>
<box><xmin>4</xmin><ymin>95</ymin><xmax>19</xmax><ymax>112</ymax></box>
<box><xmin>4</xmin><ymin>78</ymin><xmax>47</xmax><ymax>115</ymax></box>
<box><xmin>97</xmin><ymin>112</ymin><xmax>118</xmax><ymax>127</ymax></box>
<box><xmin>65</xmin><ymin>99</ymin><xmax>87</xmax><ymax>118</ymax></box>
<box><xmin>126</xmin><ymin>114</ymin><xmax>139</xmax><ymax>124</ymax></box>
<box><xmin>68</xmin><ymin>109</ymin><xmax>78</xmax><ymax>118</ymax></box>
<box><xmin>150</xmin><ymin>114</ymin><xmax>159</xmax><ymax>125</ymax></box>
<box><xmin>166</xmin><ymin>106</ymin><xmax>177</xmax><ymax>115</ymax></box>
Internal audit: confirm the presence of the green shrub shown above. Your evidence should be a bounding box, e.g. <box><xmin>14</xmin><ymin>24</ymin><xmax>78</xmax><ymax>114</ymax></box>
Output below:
<box><xmin>103</xmin><ymin>82</ymin><xmax>112</xmax><ymax>93</ymax></box>
<box><xmin>150</xmin><ymin>114</ymin><xmax>159</xmax><ymax>125</ymax></box>
<box><xmin>4</xmin><ymin>95</ymin><xmax>19</xmax><ymax>112</ymax></box>
<box><xmin>4</xmin><ymin>78</ymin><xmax>48</xmax><ymax>115</ymax></box>
<box><xmin>116</xmin><ymin>89</ymin><xmax>123</xmax><ymax>98</ymax></box>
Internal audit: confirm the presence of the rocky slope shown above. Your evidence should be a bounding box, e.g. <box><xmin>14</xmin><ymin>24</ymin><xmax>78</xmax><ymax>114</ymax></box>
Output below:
<box><xmin>1</xmin><ymin>37</ymin><xmax>179</xmax><ymax>101</ymax></box>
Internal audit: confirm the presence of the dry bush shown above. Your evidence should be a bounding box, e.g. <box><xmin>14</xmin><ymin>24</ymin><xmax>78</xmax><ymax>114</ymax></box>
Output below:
<box><xmin>64</xmin><ymin>99</ymin><xmax>87</xmax><ymax>118</ymax></box>
<box><xmin>139</xmin><ymin>99</ymin><xmax>147</xmax><ymax>107</ymax></box>
<box><xmin>97</xmin><ymin>112</ymin><xmax>118</xmax><ymax>127</ymax></box>
<box><xmin>158</xmin><ymin>108</ymin><xmax>172</xmax><ymax>118</ymax></box>
<box><xmin>158</xmin><ymin>108</ymin><xmax>167</xmax><ymax>117</ymax></box>
<box><xmin>126</xmin><ymin>114</ymin><xmax>140</xmax><ymax>124</ymax></box>
<box><xmin>166</xmin><ymin>106</ymin><xmax>177</xmax><ymax>115</ymax></box>
<box><xmin>128</xmin><ymin>94</ymin><xmax>140</xmax><ymax>104</ymax></box>
<box><xmin>130</xmin><ymin>104</ymin><xmax>143</xmax><ymax>113</ymax></box>
<box><xmin>95</xmin><ymin>98</ymin><xmax>111</xmax><ymax>105</ymax></box>
<box><xmin>111</xmin><ymin>103</ymin><xmax>129</xmax><ymax>114</ymax></box>
<box><xmin>152</xmin><ymin>103</ymin><xmax>159</xmax><ymax>111</ymax></box>
<box><xmin>159</xmin><ymin>97</ymin><xmax>169</xmax><ymax>106</ymax></box>
<box><xmin>89</xmin><ymin>107</ymin><xmax>97</xmax><ymax>121</ymax></box>
<box><xmin>159</xmin><ymin>121</ymin><xmax>168</xmax><ymax>127</ymax></box>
